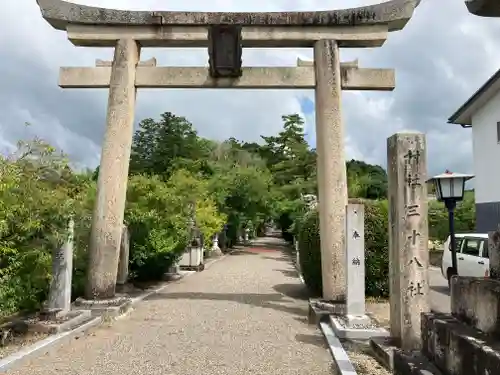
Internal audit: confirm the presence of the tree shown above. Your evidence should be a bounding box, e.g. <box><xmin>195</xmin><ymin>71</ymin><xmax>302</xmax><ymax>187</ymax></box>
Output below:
<box><xmin>205</xmin><ymin>140</ymin><xmax>273</xmax><ymax>245</ymax></box>
<box><xmin>129</xmin><ymin>112</ymin><xmax>211</xmax><ymax>178</ymax></box>
<box><xmin>258</xmin><ymin>114</ymin><xmax>317</xmax><ymax>239</ymax></box>
<box><xmin>346</xmin><ymin>160</ymin><xmax>388</xmax><ymax>199</ymax></box>
<box><xmin>261</xmin><ymin>114</ymin><xmax>316</xmax><ymax>191</ymax></box>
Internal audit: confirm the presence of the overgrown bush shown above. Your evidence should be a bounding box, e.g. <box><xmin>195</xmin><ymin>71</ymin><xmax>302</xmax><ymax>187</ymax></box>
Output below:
<box><xmin>297</xmin><ymin>199</ymin><xmax>389</xmax><ymax>298</ymax></box>
<box><xmin>125</xmin><ymin>170</ymin><xmax>226</xmax><ymax>281</ymax></box>
<box><xmin>0</xmin><ymin>135</ymin><xmax>227</xmax><ymax>315</ymax></box>
<box><xmin>0</xmin><ymin>137</ymin><xmax>93</xmax><ymax>316</ymax></box>
<box><xmin>297</xmin><ymin>209</ymin><xmax>321</xmax><ymax>295</ymax></box>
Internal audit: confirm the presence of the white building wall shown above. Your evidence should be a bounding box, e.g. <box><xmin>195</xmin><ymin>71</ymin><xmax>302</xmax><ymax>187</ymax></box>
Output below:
<box><xmin>471</xmin><ymin>89</ymin><xmax>500</xmax><ymax>204</ymax></box>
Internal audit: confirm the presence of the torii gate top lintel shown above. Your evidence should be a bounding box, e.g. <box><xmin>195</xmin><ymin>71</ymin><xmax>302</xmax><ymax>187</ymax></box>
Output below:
<box><xmin>37</xmin><ymin>0</ymin><xmax>420</xmax><ymax>32</ymax></box>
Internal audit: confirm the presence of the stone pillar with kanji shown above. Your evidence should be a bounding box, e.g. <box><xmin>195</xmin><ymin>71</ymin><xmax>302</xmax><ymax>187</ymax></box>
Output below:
<box><xmin>387</xmin><ymin>132</ymin><xmax>430</xmax><ymax>351</ymax></box>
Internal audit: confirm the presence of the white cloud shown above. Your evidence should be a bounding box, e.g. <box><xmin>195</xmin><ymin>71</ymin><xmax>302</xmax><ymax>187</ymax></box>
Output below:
<box><xmin>0</xmin><ymin>0</ymin><xmax>496</xmax><ymax>176</ymax></box>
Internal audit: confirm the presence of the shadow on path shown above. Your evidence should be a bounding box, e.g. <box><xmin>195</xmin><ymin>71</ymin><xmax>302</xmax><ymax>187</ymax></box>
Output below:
<box><xmin>273</xmin><ymin>269</ymin><xmax>298</xmax><ymax>278</ymax></box>
<box><xmin>248</xmin><ymin>240</ymin><xmax>290</xmax><ymax>251</ymax></box>
<box><xmin>228</xmin><ymin>250</ymin><xmax>260</xmax><ymax>256</ymax></box>
<box><xmin>295</xmin><ymin>333</ymin><xmax>328</xmax><ymax>349</ymax></box>
<box><xmin>146</xmin><ymin>290</ymin><xmax>308</xmax><ymax>317</ymax></box>
<box><xmin>273</xmin><ymin>283</ymin><xmax>309</xmax><ymax>300</ymax></box>
<box><xmin>261</xmin><ymin>256</ymin><xmax>291</xmax><ymax>263</ymax></box>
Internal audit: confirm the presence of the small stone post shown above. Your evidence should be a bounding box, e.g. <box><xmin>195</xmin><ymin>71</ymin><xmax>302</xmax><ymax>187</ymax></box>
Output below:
<box><xmin>314</xmin><ymin>39</ymin><xmax>348</xmax><ymax>301</ymax></box>
<box><xmin>294</xmin><ymin>237</ymin><xmax>301</xmax><ymax>273</ymax></box>
<box><xmin>116</xmin><ymin>225</ymin><xmax>130</xmax><ymax>286</ymax></box>
<box><xmin>244</xmin><ymin>228</ymin><xmax>250</xmax><ymax>245</ymax></box>
<box><xmin>86</xmin><ymin>38</ymin><xmax>140</xmax><ymax>300</ymax></box>
<box><xmin>387</xmin><ymin>132</ymin><xmax>430</xmax><ymax>352</ymax></box>
<box><xmin>212</xmin><ymin>234</ymin><xmax>220</xmax><ymax>250</ymax></box>
<box><xmin>488</xmin><ymin>227</ymin><xmax>500</xmax><ymax>279</ymax></box>
<box><xmin>211</xmin><ymin>233</ymin><xmax>223</xmax><ymax>256</ymax></box>
<box><xmin>345</xmin><ymin>203</ymin><xmax>369</xmax><ymax>325</ymax></box>
<box><xmin>46</xmin><ymin>219</ymin><xmax>74</xmax><ymax>316</ymax></box>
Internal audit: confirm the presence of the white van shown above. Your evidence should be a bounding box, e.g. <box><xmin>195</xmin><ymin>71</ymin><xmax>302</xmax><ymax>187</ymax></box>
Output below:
<box><xmin>441</xmin><ymin>233</ymin><xmax>489</xmax><ymax>285</ymax></box>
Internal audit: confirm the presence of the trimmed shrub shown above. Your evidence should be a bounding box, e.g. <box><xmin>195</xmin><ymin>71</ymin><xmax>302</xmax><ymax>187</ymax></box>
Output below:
<box><xmin>297</xmin><ymin>209</ymin><xmax>322</xmax><ymax>295</ymax></box>
<box><xmin>297</xmin><ymin>199</ymin><xmax>389</xmax><ymax>298</ymax></box>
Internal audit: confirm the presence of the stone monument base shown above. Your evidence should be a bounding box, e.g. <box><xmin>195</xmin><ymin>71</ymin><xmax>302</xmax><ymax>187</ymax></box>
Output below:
<box><xmin>370</xmin><ymin>336</ymin><xmax>398</xmax><ymax>371</ymax></box>
<box><xmin>179</xmin><ymin>263</ymin><xmax>205</xmax><ymax>272</ymax></box>
<box><xmin>26</xmin><ymin>309</ymin><xmax>92</xmax><ymax>334</ymax></box>
<box><xmin>393</xmin><ymin>351</ymin><xmax>443</xmax><ymax>375</ymax></box>
<box><xmin>210</xmin><ymin>247</ymin><xmax>223</xmax><ymax>257</ymax></box>
<box><xmin>308</xmin><ymin>298</ymin><xmax>345</xmax><ymax>326</ymax></box>
<box><xmin>330</xmin><ymin>314</ymin><xmax>389</xmax><ymax>340</ymax></box>
<box><xmin>163</xmin><ymin>272</ymin><xmax>183</xmax><ymax>282</ymax></box>
<box><xmin>75</xmin><ymin>295</ymin><xmax>132</xmax><ymax>319</ymax></box>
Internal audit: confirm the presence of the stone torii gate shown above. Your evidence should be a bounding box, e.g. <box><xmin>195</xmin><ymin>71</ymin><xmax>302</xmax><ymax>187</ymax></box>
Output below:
<box><xmin>36</xmin><ymin>0</ymin><xmax>420</xmax><ymax>302</ymax></box>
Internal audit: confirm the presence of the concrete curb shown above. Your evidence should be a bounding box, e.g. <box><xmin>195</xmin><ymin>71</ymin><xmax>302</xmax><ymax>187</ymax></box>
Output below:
<box><xmin>293</xmin><ymin>245</ymin><xmax>358</xmax><ymax>374</ymax></box>
<box><xmin>0</xmin><ymin>316</ymin><xmax>102</xmax><ymax>372</ymax></box>
<box><xmin>0</xmin><ymin>251</ymin><xmax>233</xmax><ymax>372</ymax></box>
<box><xmin>320</xmin><ymin>321</ymin><xmax>358</xmax><ymax>375</ymax></box>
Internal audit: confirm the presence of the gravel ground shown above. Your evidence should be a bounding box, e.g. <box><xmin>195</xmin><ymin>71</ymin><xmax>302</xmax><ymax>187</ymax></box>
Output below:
<box><xmin>0</xmin><ymin>332</ymin><xmax>49</xmax><ymax>359</ymax></box>
<box><xmin>343</xmin><ymin>340</ymin><xmax>391</xmax><ymax>375</ymax></box>
<box><xmin>6</xmin><ymin>237</ymin><xmax>333</xmax><ymax>375</ymax></box>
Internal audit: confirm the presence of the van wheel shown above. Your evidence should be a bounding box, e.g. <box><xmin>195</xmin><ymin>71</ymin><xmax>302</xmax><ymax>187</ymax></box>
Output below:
<box><xmin>447</xmin><ymin>268</ymin><xmax>457</xmax><ymax>288</ymax></box>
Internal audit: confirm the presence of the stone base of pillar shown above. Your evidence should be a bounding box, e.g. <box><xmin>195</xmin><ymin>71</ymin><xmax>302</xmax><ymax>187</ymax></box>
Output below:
<box><xmin>393</xmin><ymin>351</ymin><xmax>443</xmax><ymax>375</ymax></box>
<box><xmin>308</xmin><ymin>298</ymin><xmax>345</xmax><ymax>326</ymax></box>
<box><xmin>75</xmin><ymin>295</ymin><xmax>132</xmax><ymax>319</ymax></box>
<box><xmin>164</xmin><ymin>264</ymin><xmax>182</xmax><ymax>281</ymax></box>
<box><xmin>329</xmin><ymin>314</ymin><xmax>389</xmax><ymax>340</ymax></box>
<box><xmin>211</xmin><ymin>245</ymin><xmax>223</xmax><ymax>257</ymax></box>
<box><xmin>370</xmin><ymin>337</ymin><xmax>399</xmax><ymax>372</ymax></box>
<box><xmin>27</xmin><ymin>309</ymin><xmax>92</xmax><ymax>334</ymax></box>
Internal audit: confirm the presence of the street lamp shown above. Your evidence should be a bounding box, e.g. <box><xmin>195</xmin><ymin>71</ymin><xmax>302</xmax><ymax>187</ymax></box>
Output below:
<box><xmin>427</xmin><ymin>170</ymin><xmax>474</xmax><ymax>280</ymax></box>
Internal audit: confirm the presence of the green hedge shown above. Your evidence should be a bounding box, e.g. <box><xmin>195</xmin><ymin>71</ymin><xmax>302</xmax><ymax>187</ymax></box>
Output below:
<box><xmin>297</xmin><ymin>199</ymin><xmax>389</xmax><ymax>298</ymax></box>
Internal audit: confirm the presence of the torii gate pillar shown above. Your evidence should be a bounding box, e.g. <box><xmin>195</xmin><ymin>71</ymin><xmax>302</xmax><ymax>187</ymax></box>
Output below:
<box><xmin>314</xmin><ymin>40</ymin><xmax>348</xmax><ymax>300</ymax></box>
<box><xmin>87</xmin><ymin>39</ymin><xmax>140</xmax><ymax>299</ymax></box>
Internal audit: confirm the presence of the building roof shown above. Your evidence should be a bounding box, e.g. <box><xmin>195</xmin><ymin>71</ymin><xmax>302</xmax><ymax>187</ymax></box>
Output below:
<box><xmin>448</xmin><ymin>67</ymin><xmax>500</xmax><ymax>128</ymax></box>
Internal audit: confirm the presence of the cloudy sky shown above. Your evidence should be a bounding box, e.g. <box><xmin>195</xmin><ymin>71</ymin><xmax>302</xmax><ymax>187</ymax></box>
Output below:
<box><xmin>1</xmin><ymin>0</ymin><xmax>500</xmax><ymax>175</ymax></box>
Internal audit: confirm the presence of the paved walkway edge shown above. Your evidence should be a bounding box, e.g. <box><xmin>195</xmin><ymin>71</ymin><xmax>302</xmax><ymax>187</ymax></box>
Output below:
<box><xmin>293</xmin><ymin>243</ymin><xmax>359</xmax><ymax>375</ymax></box>
<box><xmin>0</xmin><ymin>251</ymin><xmax>233</xmax><ymax>372</ymax></box>
<box><xmin>320</xmin><ymin>321</ymin><xmax>358</xmax><ymax>375</ymax></box>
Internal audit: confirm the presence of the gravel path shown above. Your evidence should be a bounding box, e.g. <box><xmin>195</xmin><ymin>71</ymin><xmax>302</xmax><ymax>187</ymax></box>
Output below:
<box><xmin>7</xmin><ymin>237</ymin><xmax>333</xmax><ymax>375</ymax></box>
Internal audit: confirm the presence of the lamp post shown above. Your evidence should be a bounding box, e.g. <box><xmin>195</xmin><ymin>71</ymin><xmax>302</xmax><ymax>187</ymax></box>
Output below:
<box><xmin>427</xmin><ymin>171</ymin><xmax>474</xmax><ymax>280</ymax></box>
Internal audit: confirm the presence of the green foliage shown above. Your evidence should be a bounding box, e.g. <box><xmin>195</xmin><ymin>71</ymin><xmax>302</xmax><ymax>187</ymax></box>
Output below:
<box><xmin>257</xmin><ymin>114</ymin><xmax>317</xmax><ymax>240</ymax></box>
<box><xmin>297</xmin><ymin>199</ymin><xmax>389</xmax><ymax>298</ymax></box>
<box><xmin>129</xmin><ymin>112</ymin><xmax>212</xmax><ymax>178</ymax></box>
<box><xmin>1</xmin><ymin>110</ymin><xmax>433</xmax><ymax>317</ymax></box>
<box><xmin>428</xmin><ymin>190</ymin><xmax>475</xmax><ymax>241</ymax></box>
<box><xmin>125</xmin><ymin>171</ymin><xmax>226</xmax><ymax>280</ymax></box>
<box><xmin>347</xmin><ymin>160</ymin><xmax>388</xmax><ymax>199</ymax></box>
<box><xmin>296</xmin><ymin>209</ymin><xmax>322</xmax><ymax>295</ymax></box>
<box><xmin>0</xmin><ymin>134</ymin><xmax>90</xmax><ymax>316</ymax></box>
<box><xmin>363</xmin><ymin>199</ymin><xmax>389</xmax><ymax>297</ymax></box>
